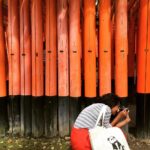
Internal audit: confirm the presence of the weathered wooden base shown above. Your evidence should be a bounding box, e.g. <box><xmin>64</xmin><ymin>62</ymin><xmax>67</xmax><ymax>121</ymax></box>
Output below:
<box><xmin>44</xmin><ymin>96</ymin><xmax>58</xmax><ymax>137</ymax></box>
<box><xmin>120</xmin><ymin>97</ymin><xmax>128</xmax><ymax>107</ymax></box>
<box><xmin>21</xmin><ymin>96</ymin><xmax>32</xmax><ymax>137</ymax></box>
<box><xmin>84</xmin><ymin>97</ymin><xmax>96</xmax><ymax>106</ymax></box>
<box><xmin>69</xmin><ymin>97</ymin><xmax>80</xmax><ymax>130</ymax></box>
<box><xmin>32</xmin><ymin>97</ymin><xmax>44</xmax><ymax>137</ymax></box>
<box><xmin>0</xmin><ymin>97</ymin><xmax>9</xmax><ymax>137</ymax></box>
<box><xmin>128</xmin><ymin>77</ymin><xmax>135</xmax><ymax>95</ymax></box>
<box><xmin>136</xmin><ymin>94</ymin><xmax>150</xmax><ymax>138</ymax></box>
<box><xmin>111</xmin><ymin>79</ymin><xmax>115</xmax><ymax>93</ymax></box>
<box><xmin>8</xmin><ymin>96</ymin><xmax>21</xmax><ymax>136</ymax></box>
<box><xmin>58</xmin><ymin>97</ymin><xmax>69</xmax><ymax>137</ymax></box>
<box><xmin>119</xmin><ymin>97</ymin><xmax>129</xmax><ymax>133</ymax></box>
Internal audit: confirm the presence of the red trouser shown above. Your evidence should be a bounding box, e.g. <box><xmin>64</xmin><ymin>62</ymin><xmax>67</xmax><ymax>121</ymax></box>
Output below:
<box><xmin>71</xmin><ymin>127</ymin><xmax>92</xmax><ymax>150</ymax></box>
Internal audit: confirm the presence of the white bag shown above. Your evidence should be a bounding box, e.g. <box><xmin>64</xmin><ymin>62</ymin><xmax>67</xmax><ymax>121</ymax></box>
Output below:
<box><xmin>89</xmin><ymin>105</ymin><xmax>130</xmax><ymax>150</ymax></box>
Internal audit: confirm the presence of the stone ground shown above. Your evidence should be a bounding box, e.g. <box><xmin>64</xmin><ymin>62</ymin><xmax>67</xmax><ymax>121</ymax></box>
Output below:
<box><xmin>0</xmin><ymin>134</ymin><xmax>149</xmax><ymax>150</ymax></box>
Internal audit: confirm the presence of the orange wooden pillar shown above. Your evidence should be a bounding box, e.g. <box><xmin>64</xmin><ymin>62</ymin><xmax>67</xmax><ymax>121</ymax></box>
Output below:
<box><xmin>20</xmin><ymin>0</ymin><xmax>32</xmax><ymax>136</ymax></box>
<box><xmin>45</xmin><ymin>0</ymin><xmax>57</xmax><ymax>137</ymax></box>
<box><xmin>84</xmin><ymin>0</ymin><xmax>96</xmax><ymax>98</ymax></box>
<box><xmin>8</xmin><ymin>0</ymin><xmax>20</xmax><ymax>96</ymax></box>
<box><xmin>136</xmin><ymin>0</ymin><xmax>150</xmax><ymax>138</ymax></box>
<box><xmin>99</xmin><ymin>0</ymin><xmax>111</xmax><ymax>96</ymax></box>
<box><xmin>69</xmin><ymin>0</ymin><xmax>81</xmax><ymax>128</ymax></box>
<box><xmin>0</xmin><ymin>0</ymin><xmax>6</xmax><ymax>97</ymax></box>
<box><xmin>57</xmin><ymin>0</ymin><xmax>69</xmax><ymax>137</ymax></box>
<box><xmin>69</xmin><ymin>0</ymin><xmax>81</xmax><ymax>98</ymax></box>
<box><xmin>31</xmin><ymin>0</ymin><xmax>44</xmax><ymax>137</ymax></box>
<box><xmin>45</xmin><ymin>0</ymin><xmax>57</xmax><ymax>97</ymax></box>
<box><xmin>0</xmin><ymin>0</ymin><xmax>8</xmax><ymax>136</ymax></box>
<box><xmin>8</xmin><ymin>0</ymin><xmax>21</xmax><ymax>135</ymax></box>
<box><xmin>115</xmin><ymin>0</ymin><xmax>128</xmax><ymax>98</ymax></box>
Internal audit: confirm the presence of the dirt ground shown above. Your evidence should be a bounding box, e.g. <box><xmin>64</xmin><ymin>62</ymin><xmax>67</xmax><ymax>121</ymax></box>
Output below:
<box><xmin>0</xmin><ymin>134</ymin><xmax>149</xmax><ymax>150</ymax></box>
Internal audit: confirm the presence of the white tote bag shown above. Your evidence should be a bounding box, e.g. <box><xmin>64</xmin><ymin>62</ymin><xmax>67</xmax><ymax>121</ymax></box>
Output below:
<box><xmin>89</xmin><ymin>105</ymin><xmax>130</xmax><ymax>150</ymax></box>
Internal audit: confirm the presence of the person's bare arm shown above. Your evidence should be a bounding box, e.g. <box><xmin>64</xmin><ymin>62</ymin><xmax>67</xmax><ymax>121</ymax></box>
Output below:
<box><xmin>111</xmin><ymin>110</ymin><xmax>129</xmax><ymax>127</ymax></box>
<box><xmin>115</xmin><ymin>115</ymin><xmax>131</xmax><ymax>128</ymax></box>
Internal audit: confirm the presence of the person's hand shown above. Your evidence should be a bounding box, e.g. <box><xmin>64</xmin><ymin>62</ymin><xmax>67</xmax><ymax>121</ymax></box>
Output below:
<box><xmin>125</xmin><ymin>115</ymin><xmax>131</xmax><ymax>123</ymax></box>
<box><xmin>118</xmin><ymin>109</ymin><xmax>129</xmax><ymax>118</ymax></box>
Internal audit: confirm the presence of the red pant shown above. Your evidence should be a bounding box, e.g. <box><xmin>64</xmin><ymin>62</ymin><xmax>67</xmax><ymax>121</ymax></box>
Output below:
<box><xmin>71</xmin><ymin>127</ymin><xmax>92</xmax><ymax>150</ymax></box>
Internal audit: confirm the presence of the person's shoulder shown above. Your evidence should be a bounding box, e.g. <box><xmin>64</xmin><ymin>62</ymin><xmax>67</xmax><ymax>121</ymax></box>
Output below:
<box><xmin>105</xmin><ymin>105</ymin><xmax>111</xmax><ymax>113</ymax></box>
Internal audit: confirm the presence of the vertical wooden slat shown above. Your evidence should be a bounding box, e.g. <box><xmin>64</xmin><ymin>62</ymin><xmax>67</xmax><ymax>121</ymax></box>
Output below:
<box><xmin>20</xmin><ymin>0</ymin><xmax>32</xmax><ymax>137</ymax></box>
<box><xmin>31</xmin><ymin>0</ymin><xmax>44</xmax><ymax>137</ymax></box>
<box><xmin>0</xmin><ymin>0</ymin><xmax>6</xmax><ymax>97</ymax></box>
<box><xmin>45</xmin><ymin>0</ymin><xmax>58</xmax><ymax>137</ymax></box>
<box><xmin>31</xmin><ymin>0</ymin><xmax>43</xmax><ymax>97</ymax></box>
<box><xmin>8</xmin><ymin>0</ymin><xmax>20</xmax><ymax>96</ymax></box>
<box><xmin>0</xmin><ymin>0</ymin><xmax>8</xmax><ymax>137</ymax></box>
<box><xmin>8</xmin><ymin>0</ymin><xmax>21</xmax><ymax>135</ymax></box>
<box><xmin>136</xmin><ymin>0</ymin><xmax>150</xmax><ymax>139</ymax></box>
<box><xmin>115</xmin><ymin>0</ymin><xmax>128</xmax><ymax>97</ymax></box>
<box><xmin>137</xmin><ymin>0</ymin><xmax>150</xmax><ymax>94</ymax></box>
<box><xmin>84</xmin><ymin>0</ymin><xmax>96</xmax><ymax>98</ymax></box>
<box><xmin>57</xmin><ymin>0</ymin><xmax>69</xmax><ymax>97</ymax></box>
<box><xmin>57</xmin><ymin>0</ymin><xmax>69</xmax><ymax>137</ymax></box>
<box><xmin>99</xmin><ymin>0</ymin><xmax>111</xmax><ymax>96</ymax></box>
<box><xmin>69</xmin><ymin>0</ymin><xmax>81</xmax><ymax>97</ymax></box>
<box><xmin>45</xmin><ymin>0</ymin><xmax>57</xmax><ymax>97</ymax></box>
<box><xmin>69</xmin><ymin>0</ymin><xmax>81</xmax><ymax>129</ymax></box>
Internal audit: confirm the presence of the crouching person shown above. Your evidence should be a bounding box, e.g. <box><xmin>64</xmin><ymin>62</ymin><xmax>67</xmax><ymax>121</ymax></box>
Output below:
<box><xmin>71</xmin><ymin>93</ymin><xmax>131</xmax><ymax>150</ymax></box>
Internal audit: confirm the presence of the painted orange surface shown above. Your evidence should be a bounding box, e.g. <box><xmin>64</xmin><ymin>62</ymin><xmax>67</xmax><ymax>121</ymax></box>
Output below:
<box><xmin>57</xmin><ymin>0</ymin><xmax>69</xmax><ymax>96</ymax></box>
<box><xmin>20</xmin><ymin>0</ymin><xmax>32</xmax><ymax>96</ymax></box>
<box><xmin>84</xmin><ymin>0</ymin><xmax>96</xmax><ymax>98</ymax></box>
<box><xmin>8</xmin><ymin>0</ymin><xmax>20</xmax><ymax>96</ymax></box>
<box><xmin>137</xmin><ymin>0</ymin><xmax>150</xmax><ymax>93</ymax></box>
<box><xmin>45</xmin><ymin>0</ymin><xmax>57</xmax><ymax>96</ymax></box>
<box><xmin>99</xmin><ymin>0</ymin><xmax>111</xmax><ymax>96</ymax></box>
<box><xmin>69</xmin><ymin>0</ymin><xmax>81</xmax><ymax>97</ymax></box>
<box><xmin>31</xmin><ymin>0</ymin><xmax>44</xmax><ymax>96</ymax></box>
<box><xmin>0</xmin><ymin>0</ymin><xmax>6</xmax><ymax>97</ymax></box>
<box><xmin>115</xmin><ymin>0</ymin><xmax>128</xmax><ymax>97</ymax></box>
<box><xmin>128</xmin><ymin>13</ymin><xmax>136</xmax><ymax>77</ymax></box>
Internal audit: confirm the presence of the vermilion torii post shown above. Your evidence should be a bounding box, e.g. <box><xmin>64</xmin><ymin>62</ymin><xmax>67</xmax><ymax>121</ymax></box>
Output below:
<box><xmin>115</xmin><ymin>0</ymin><xmax>128</xmax><ymax>97</ymax></box>
<box><xmin>0</xmin><ymin>0</ymin><xmax>6</xmax><ymax>97</ymax></box>
<box><xmin>84</xmin><ymin>0</ymin><xmax>96</xmax><ymax>98</ymax></box>
<box><xmin>20</xmin><ymin>0</ymin><xmax>31</xmax><ymax>96</ymax></box>
<box><xmin>57</xmin><ymin>0</ymin><xmax>69</xmax><ymax>137</ymax></box>
<box><xmin>99</xmin><ymin>0</ymin><xmax>111</xmax><ymax>96</ymax></box>
<box><xmin>69</xmin><ymin>0</ymin><xmax>81</xmax><ymax>97</ymax></box>
<box><xmin>45</xmin><ymin>0</ymin><xmax>57</xmax><ymax>137</ymax></box>
<box><xmin>57</xmin><ymin>0</ymin><xmax>69</xmax><ymax>97</ymax></box>
<box><xmin>31</xmin><ymin>0</ymin><xmax>44</xmax><ymax>97</ymax></box>
<box><xmin>8</xmin><ymin>0</ymin><xmax>21</xmax><ymax>135</ymax></box>
<box><xmin>8</xmin><ymin>0</ymin><xmax>20</xmax><ymax>96</ymax></box>
<box><xmin>45</xmin><ymin>0</ymin><xmax>57</xmax><ymax>97</ymax></box>
<box><xmin>31</xmin><ymin>0</ymin><xmax>44</xmax><ymax>137</ymax></box>
<box><xmin>69</xmin><ymin>0</ymin><xmax>81</xmax><ymax>130</ymax></box>
<box><xmin>0</xmin><ymin>0</ymin><xmax>8</xmax><ymax>137</ymax></box>
<box><xmin>137</xmin><ymin>0</ymin><xmax>150</xmax><ymax>94</ymax></box>
<box><xmin>136</xmin><ymin>0</ymin><xmax>150</xmax><ymax>138</ymax></box>
<box><xmin>20</xmin><ymin>0</ymin><xmax>32</xmax><ymax>137</ymax></box>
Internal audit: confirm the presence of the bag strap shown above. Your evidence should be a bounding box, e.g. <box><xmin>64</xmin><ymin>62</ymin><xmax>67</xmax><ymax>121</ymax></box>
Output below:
<box><xmin>95</xmin><ymin>105</ymin><xmax>107</xmax><ymax>127</ymax></box>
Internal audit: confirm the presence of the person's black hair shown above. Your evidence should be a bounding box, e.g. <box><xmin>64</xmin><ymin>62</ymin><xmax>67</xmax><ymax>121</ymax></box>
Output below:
<box><xmin>97</xmin><ymin>93</ymin><xmax>120</xmax><ymax>108</ymax></box>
